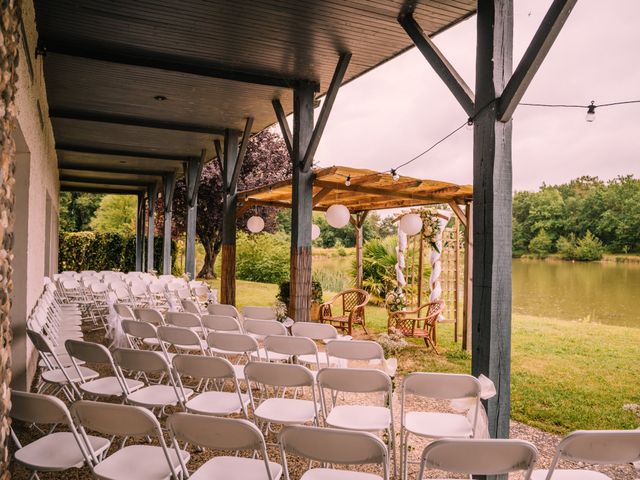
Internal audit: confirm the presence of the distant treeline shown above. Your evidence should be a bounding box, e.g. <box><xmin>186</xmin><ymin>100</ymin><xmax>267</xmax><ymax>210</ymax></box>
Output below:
<box><xmin>513</xmin><ymin>175</ymin><xmax>640</xmax><ymax>259</ymax></box>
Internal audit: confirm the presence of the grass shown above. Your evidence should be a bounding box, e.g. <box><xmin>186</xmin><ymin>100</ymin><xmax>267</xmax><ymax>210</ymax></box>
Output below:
<box><xmin>206</xmin><ymin>278</ymin><xmax>640</xmax><ymax>435</ymax></box>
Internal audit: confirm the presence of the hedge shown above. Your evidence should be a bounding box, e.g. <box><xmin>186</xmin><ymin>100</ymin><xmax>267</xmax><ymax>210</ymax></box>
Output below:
<box><xmin>59</xmin><ymin>232</ymin><xmax>178</xmax><ymax>273</ymax></box>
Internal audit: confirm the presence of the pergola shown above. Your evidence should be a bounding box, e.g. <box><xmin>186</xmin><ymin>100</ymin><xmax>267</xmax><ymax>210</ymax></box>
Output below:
<box><xmin>0</xmin><ymin>0</ymin><xmax>578</xmax><ymax>451</ymax></box>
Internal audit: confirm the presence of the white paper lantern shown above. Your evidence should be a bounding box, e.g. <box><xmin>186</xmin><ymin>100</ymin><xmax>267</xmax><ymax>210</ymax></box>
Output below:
<box><xmin>325</xmin><ymin>204</ymin><xmax>350</xmax><ymax>228</ymax></box>
<box><xmin>311</xmin><ymin>224</ymin><xmax>321</xmax><ymax>240</ymax></box>
<box><xmin>247</xmin><ymin>215</ymin><xmax>265</xmax><ymax>233</ymax></box>
<box><xmin>399</xmin><ymin>213</ymin><xmax>423</xmax><ymax>236</ymax></box>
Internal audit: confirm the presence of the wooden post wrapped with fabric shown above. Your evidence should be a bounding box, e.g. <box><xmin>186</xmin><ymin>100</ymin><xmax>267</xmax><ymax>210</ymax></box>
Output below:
<box><xmin>135</xmin><ymin>192</ymin><xmax>145</xmax><ymax>271</ymax></box>
<box><xmin>146</xmin><ymin>183</ymin><xmax>157</xmax><ymax>272</ymax></box>
<box><xmin>162</xmin><ymin>172</ymin><xmax>176</xmax><ymax>275</ymax></box>
<box><xmin>350</xmin><ymin>211</ymin><xmax>368</xmax><ymax>290</ymax></box>
<box><xmin>184</xmin><ymin>151</ymin><xmax>205</xmax><ymax>280</ymax></box>
<box><xmin>0</xmin><ymin>1</ymin><xmax>20</xmax><ymax>477</ymax></box>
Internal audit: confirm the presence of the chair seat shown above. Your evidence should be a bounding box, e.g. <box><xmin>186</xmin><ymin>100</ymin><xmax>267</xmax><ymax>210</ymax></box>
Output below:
<box><xmin>326</xmin><ymin>405</ymin><xmax>391</xmax><ymax>431</ymax></box>
<box><xmin>301</xmin><ymin>468</ymin><xmax>383</xmax><ymax>480</ymax></box>
<box><xmin>126</xmin><ymin>384</ymin><xmax>193</xmax><ymax>408</ymax></box>
<box><xmin>15</xmin><ymin>431</ymin><xmax>110</xmax><ymax>471</ymax></box>
<box><xmin>251</xmin><ymin>348</ymin><xmax>291</xmax><ymax>362</ymax></box>
<box><xmin>186</xmin><ymin>391</ymin><xmax>250</xmax><ymax>416</ymax></box>
<box><xmin>93</xmin><ymin>444</ymin><xmax>190</xmax><ymax>480</ymax></box>
<box><xmin>531</xmin><ymin>470</ymin><xmax>612</xmax><ymax>480</ymax></box>
<box><xmin>41</xmin><ymin>366</ymin><xmax>99</xmax><ymax>385</ymax></box>
<box><xmin>80</xmin><ymin>376</ymin><xmax>144</xmax><ymax>397</ymax></box>
<box><xmin>190</xmin><ymin>455</ymin><xmax>282</xmax><ymax>480</ymax></box>
<box><xmin>324</xmin><ymin>315</ymin><xmax>349</xmax><ymax>324</ymax></box>
<box><xmin>142</xmin><ymin>337</ymin><xmax>161</xmax><ymax>347</ymax></box>
<box><xmin>404</xmin><ymin>411</ymin><xmax>473</xmax><ymax>438</ymax></box>
<box><xmin>254</xmin><ymin>398</ymin><xmax>318</xmax><ymax>425</ymax></box>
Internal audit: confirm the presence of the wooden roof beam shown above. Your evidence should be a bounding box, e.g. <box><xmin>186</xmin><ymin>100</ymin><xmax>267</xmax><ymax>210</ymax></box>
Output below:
<box><xmin>59</xmin><ymin>163</ymin><xmax>179</xmax><ymax>177</ymax></box>
<box><xmin>498</xmin><ymin>0</ymin><xmax>577</xmax><ymax>122</ymax></box>
<box><xmin>398</xmin><ymin>11</ymin><xmax>475</xmax><ymax>117</ymax></box>
<box><xmin>314</xmin><ymin>179</ymin><xmax>461</xmax><ymax>203</ymax></box>
<box><xmin>272</xmin><ymin>98</ymin><xmax>293</xmax><ymax>158</ymax></box>
<box><xmin>56</xmin><ymin>144</ymin><xmax>194</xmax><ymax>162</ymax></box>
<box><xmin>49</xmin><ymin>108</ymin><xmax>226</xmax><ymax>135</ymax></box>
<box><xmin>230</xmin><ymin>117</ymin><xmax>254</xmax><ymax>190</ymax></box>
<box><xmin>60</xmin><ymin>185</ymin><xmax>146</xmax><ymax>195</ymax></box>
<box><xmin>59</xmin><ymin>175</ymin><xmax>159</xmax><ymax>187</ymax></box>
<box><xmin>38</xmin><ymin>38</ymin><xmax>320</xmax><ymax>90</ymax></box>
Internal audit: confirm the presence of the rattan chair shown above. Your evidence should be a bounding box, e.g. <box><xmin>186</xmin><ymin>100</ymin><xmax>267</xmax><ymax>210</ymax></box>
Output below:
<box><xmin>319</xmin><ymin>288</ymin><xmax>370</xmax><ymax>335</ymax></box>
<box><xmin>388</xmin><ymin>300</ymin><xmax>444</xmax><ymax>353</ymax></box>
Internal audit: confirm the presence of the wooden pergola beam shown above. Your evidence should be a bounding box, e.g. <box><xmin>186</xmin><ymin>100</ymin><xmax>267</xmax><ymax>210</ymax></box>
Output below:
<box><xmin>398</xmin><ymin>11</ymin><xmax>475</xmax><ymax>117</ymax></box>
<box><xmin>314</xmin><ymin>179</ymin><xmax>462</xmax><ymax>203</ymax></box>
<box><xmin>272</xmin><ymin>98</ymin><xmax>293</xmax><ymax>158</ymax></box>
<box><xmin>448</xmin><ymin>201</ymin><xmax>467</xmax><ymax>228</ymax></box>
<box><xmin>230</xmin><ymin>117</ymin><xmax>254</xmax><ymax>190</ymax></box>
<box><xmin>498</xmin><ymin>0</ymin><xmax>577</xmax><ymax>122</ymax></box>
<box><xmin>312</xmin><ymin>187</ymin><xmax>333</xmax><ymax>206</ymax></box>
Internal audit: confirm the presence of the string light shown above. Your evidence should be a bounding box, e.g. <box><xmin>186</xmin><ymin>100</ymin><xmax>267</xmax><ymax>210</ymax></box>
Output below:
<box><xmin>585</xmin><ymin>101</ymin><xmax>596</xmax><ymax>122</ymax></box>
<box><xmin>345</xmin><ymin>175</ymin><xmax>351</xmax><ymax>186</ymax></box>
<box><xmin>391</xmin><ymin>169</ymin><xmax>400</xmax><ymax>182</ymax></box>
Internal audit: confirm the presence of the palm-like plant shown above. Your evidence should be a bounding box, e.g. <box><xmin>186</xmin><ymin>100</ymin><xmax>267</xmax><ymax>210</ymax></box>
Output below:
<box><xmin>353</xmin><ymin>237</ymin><xmax>398</xmax><ymax>304</ymax></box>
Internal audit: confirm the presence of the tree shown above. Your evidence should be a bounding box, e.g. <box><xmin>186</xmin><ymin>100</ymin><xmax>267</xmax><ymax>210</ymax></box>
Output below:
<box><xmin>59</xmin><ymin>192</ymin><xmax>103</xmax><ymax>232</ymax></box>
<box><xmin>528</xmin><ymin>228</ymin><xmax>552</xmax><ymax>258</ymax></box>
<box><xmin>90</xmin><ymin>195</ymin><xmax>137</xmax><ymax>235</ymax></box>
<box><xmin>173</xmin><ymin>129</ymin><xmax>292</xmax><ymax>278</ymax></box>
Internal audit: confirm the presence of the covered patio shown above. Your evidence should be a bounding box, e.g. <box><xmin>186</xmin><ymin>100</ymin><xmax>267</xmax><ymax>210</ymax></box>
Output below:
<box><xmin>0</xmin><ymin>0</ymin><xmax>608</xmax><ymax>478</ymax></box>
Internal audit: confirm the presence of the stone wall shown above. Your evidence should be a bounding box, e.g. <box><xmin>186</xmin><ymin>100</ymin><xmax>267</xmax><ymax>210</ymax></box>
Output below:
<box><xmin>0</xmin><ymin>1</ymin><xmax>21</xmax><ymax>478</ymax></box>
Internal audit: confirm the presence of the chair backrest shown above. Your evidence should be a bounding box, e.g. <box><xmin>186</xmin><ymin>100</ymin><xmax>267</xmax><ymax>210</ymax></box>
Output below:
<box><xmin>244</xmin><ymin>361</ymin><xmax>314</xmax><ymax>388</ymax></box>
<box><xmin>180</xmin><ymin>298</ymin><xmax>201</xmax><ymax>315</ymax></box>
<box><xmin>121</xmin><ymin>319</ymin><xmax>157</xmax><ymax>341</ymax></box>
<box><xmin>207</xmin><ymin>331</ymin><xmax>259</xmax><ymax>355</ymax></box>
<box><xmin>326</xmin><ymin>339</ymin><xmax>384</xmax><ymax>362</ymax></box>
<box><xmin>403</xmin><ymin>372</ymin><xmax>481</xmax><ymax>400</ymax></box>
<box><xmin>148</xmin><ymin>281</ymin><xmax>167</xmax><ymax>294</ymax></box>
<box><xmin>339</xmin><ymin>289</ymin><xmax>369</xmax><ymax>313</ymax></box>
<box><xmin>167</xmin><ymin>281</ymin><xmax>185</xmax><ymax>292</ymax></box>
<box><xmin>11</xmin><ymin>390</ymin><xmax>74</xmax><ymax>426</ymax></box>
<box><xmin>264</xmin><ymin>335</ymin><xmax>317</xmax><ymax>358</ymax></box>
<box><xmin>134</xmin><ymin>307</ymin><xmax>164</xmax><ymax>325</ymax></box>
<box><xmin>553</xmin><ymin>430</ymin><xmax>640</xmax><ymax>466</ymax></box>
<box><xmin>291</xmin><ymin>321</ymin><xmax>338</xmax><ymax>340</ymax></box>
<box><xmin>201</xmin><ymin>314</ymin><xmax>242</xmax><ymax>332</ymax></box>
<box><xmin>65</xmin><ymin>339</ymin><xmax>113</xmax><ymax>365</ymax></box>
<box><xmin>113</xmin><ymin>348</ymin><xmax>170</xmax><ymax>375</ymax></box>
<box><xmin>280</xmin><ymin>425</ymin><xmax>388</xmax><ymax>480</ymax></box>
<box><xmin>242</xmin><ymin>305</ymin><xmax>276</xmax><ymax>320</ymax></box>
<box><xmin>114</xmin><ymin>303</ymin><xmax>135</xmax><ymax>319</ymax></box>
<box><xmin>207</xmin><ymin>303</ymin><xmax>240</xmax><ymax>319</ymax></box>
<box><xmin>244</xmin><ymin>319</ymin><xmax>287</xmax><ymax>337</ymax></box>
<box><xmin>172</xmin><ymin>354</ymin><xmax>235</xmax><ymax>380</ymax></box>
<box><xmin>420</xmin><ymin>439</ymin><xmax>538</xmax><ymax>479</ymax></box>
<box><xmin>157</xmin><ymin>325</ymin><xmax>204</xmax><ymax>349</ymax></box>
<box><xmin>317</xmin><ymin>367</ymin><xmax>391</xmax><ymax>394</ymax></box>
<box><xmin>165</xmin><ymin>311</ymin><xmax>201</xmax><ymax>329</ymax></box>
<box><xmin>129</xmin><ymin>283</ymin><xmax>148</xmax><ymax>297</ymax></box>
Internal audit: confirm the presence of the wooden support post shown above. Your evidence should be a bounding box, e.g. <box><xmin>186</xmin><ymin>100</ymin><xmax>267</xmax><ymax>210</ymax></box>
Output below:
<box><xmin>417</xmin><ymin>233</ymin><xmax>424</xmax><ymax>307</ymax></box>
<box><xmin>289</xmin><ymin>81</ymin><xmax>315</xmax><ymax>322</ymax></box>
<box><xmin>351</xmin><ymin>211</ymin><xmax>368</xmax><ymax>289</ymax></box>
<box><xmin>146</xmin><ymin>184</ymin><xmax>157</xmax><ymax>272</ymax></box>
<box><xmin>472</xmin><ymin>0</ymin><xmax>513</xmax><ymax>443</ymax></box>
<box><xmin>454</xmin><ymin>217</ymin><xmax>460</xmax><ymax>342</ymax></box>
<box><xmin>185</xmin><ymin>151</ymin><xmax>206</xmax><ymax>279</ymax></box>
<box><xmin>220</xmin><ymin>128</ymin><xmax>241</xmax><ymax>306</ymax></box>
<box><xmin>162</xmin><ymin>172</ymin><xmax>176</xmax><ymax>275</ymax></box>
<box><xmin>135</xmin><ymin>193</ymin><xmax>145</xmax><ymax>271</ymax></box>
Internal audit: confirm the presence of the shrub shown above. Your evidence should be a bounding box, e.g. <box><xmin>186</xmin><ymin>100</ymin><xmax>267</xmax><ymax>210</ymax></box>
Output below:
<box><xmin>575</xmin><ymin>230</ymin><xmax>605</xmax><ymax>261</ymax></box>
<box><xmin>528</xmin><ymin>228</ymin><xmax>552</xmax><ymax>258</ymax></box>
<box><xmin>556</xmin><ymin>234</ymin><xmax>577</xmax><ymax>260</ymax></box>
<box><xmin>235</xmin><ymin>231</ymin><xmax>290</xmax><ymax>284</ymax></box>
<box><xmin>277</xmin><ymin>279</ymin><xmax>323</xmax><ymax>305</ymax></box>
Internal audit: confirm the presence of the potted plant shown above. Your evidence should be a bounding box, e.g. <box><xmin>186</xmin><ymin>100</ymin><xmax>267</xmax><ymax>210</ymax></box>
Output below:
<box><xmin>278</xmin><ymin>279</ymin><xmax>324</xmax><ymax>321</ymax></box>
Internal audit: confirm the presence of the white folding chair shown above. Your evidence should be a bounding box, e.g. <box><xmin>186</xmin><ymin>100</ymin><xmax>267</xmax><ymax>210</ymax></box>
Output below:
<box><xmin>326</xmin><ymin>339</ymin><xmax>396</xmax><ymax>376</ymax></box>
<box><xmin>121</xmin><ymin>318</ymin><xmax>161</xmax><ymax>350</ymax></box>
<box><xmin>291</xmin><ymin>321</ymin><xmax>338</xmax><ymax>367</ymax></box>
<box><xmin>72</xmin><ymin>400</ymin><xmax>189</xmax><ymax>480</ymax></box>
<box><xmin>244</xmin><ymin>362</ymin><xmax>319</xmax><ymax>436</ymax></box>
<box><xmin>202</xmin><ymin>314</ymin><xmax>243</xmax><ymax>333</ymax></box>
<box><xmin>65</xmin><ymin>339</ymin><xmax>144</xmax><ymax>399</ymax></box>
<box><xmin>173</xmin><ymin>354</ymin><xmax>250</xmax><ymax>418</ymax></box>
<box><xmin>129</xmin><ymin>281</ymin><xmax>151</xmax><ymax>308</ymax></box>
<box><xmin>114</xmin><ymin>303</ymin><xmax>136</xmax><ymax>320</ymax></box>
<box><xmin>280</xmin><ymin>425</ymin><xmax>389</xmax><ymax>480</ymax></box>
<box><xmin>244</xmin><ymin>319</ymin><xmax>289</xmax><ymax>361</ymax></box>
<box><xmin>134</xmin><ymin>307</ymin><xmax>165</xmax><ymax>325</ymax></box>
<box><xmin>317</xmin><ymin>367</ymin><xmax>396</xmax><ymax>478</ymax></box>
<box><xmin>420</xmin><ymin>438</ymin><xmax>538</xmax><ymax>480</ymax></box>
<box><xmin>400</xmin><ymin>372</ymin><xmax>482</xmax><ymax>480</ymax></box>
<box><xmin>207</xmin><ymin>331</ymin><xmax>261</xmax><ymax>381</ymax></box>
<box><xmin>113</xmin><ymin>348</ymin><xmax>193</xmax><ymax>412</ymax></box>
<box><xmin>166</xmin><ymin>311</ymin><xmax>206</xmax><ymax>338</ymax></box>
<box><xmin>10</xmin><ymin>391</ymin><xmax>110</xmax><ymax>477</ymax></box>
<box><xmin>207</xmin><ymin>303</ymin><xmax>242</xmax><ymax>322</ymax></box>
<box><xmin>263</xmin><ymin>335</ymin><xmax>319</xmax><ymax>369</ymax></box>
<box><xmin>181</xmin><ymin>298</ymin><xmax>203</xmax><ymax>315</ymax></box>
<box><xmin>157</xmin><ymin>325</ymin><xmax>208</xmax><ymax>357</ymax></box>
<box><xmin>168</xmin><ymin>412</ymin><xmax>282</xmax><ymax>479</ymax></box>
<box><xmin>242</xmin><ymin>305</ymin><xmax>277</xmax><ymax>321</ymax></box>
<box><xmin>531</xmin><ymin>430</ymin><xmax>640</xmax><ymax>480</ymax></box>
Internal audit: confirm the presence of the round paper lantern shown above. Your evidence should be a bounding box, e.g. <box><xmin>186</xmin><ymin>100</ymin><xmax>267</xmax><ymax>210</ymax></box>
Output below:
<box><xmin>247</xmin><ymin>215</ymin><xmax>265</xmax><ymax>233</ymax></box>
<box><xmin>399</xmin><ymin>213</ymin><xmax>423</xmax><ymax>236</ymax></box>
<box><xmin>325</xmin><ymin>204</ymin><xmax>350</xmax><ymax>228</ymax></box>
<box><xmin>311</xmin><ymin>224</ymin><xmax>321</xmax><ymax>240</ymax></box>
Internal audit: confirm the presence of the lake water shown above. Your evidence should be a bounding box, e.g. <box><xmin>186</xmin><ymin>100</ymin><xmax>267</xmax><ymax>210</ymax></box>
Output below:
<box><xmin>512</xmin><ymin>258</ymin><xmax>640</xmax><ymax>328</ymax></box>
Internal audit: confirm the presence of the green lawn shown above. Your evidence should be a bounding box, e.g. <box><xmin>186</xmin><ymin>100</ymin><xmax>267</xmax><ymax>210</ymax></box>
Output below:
<box><xmin>206</xmin><ymin>278</ymin><xmax>640</xmax><ymax>435</ymax></box>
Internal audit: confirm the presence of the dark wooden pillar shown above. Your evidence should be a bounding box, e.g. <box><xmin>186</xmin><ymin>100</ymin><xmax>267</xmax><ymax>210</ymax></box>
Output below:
<box><xmin>289</xmin><ymin>81</ymin><xmax>315</xmax><ymax>322</ymax></box>
<box><xmin>350</xmin><ymin>211</ymin><xmax>368</xmax><ymax>289</ymax></box>
<box><xmin>184</xmin><ymin>151</ymin><xmax>205</xmax><ymax>279</ymax></box>
<box><xmin>471</xmin><ymin>0</ymin><xmax>513</xmax><ymax>442</ymax></box>
<box><xmin>462</xmin><ymin>201</ymin><xmax>473</xmax><ymax>351</ymax></box>
<box><xmin>221</xmin><ymin>129</ymin><xmax>240</xmax><ymax>305</ymax></box>
<box><xmin>162</xmin><ymin>172</ymin><xmax>176</xmax><ymax>275</ymax></box>
<box><xmin>135</xmin><ymin>192</ymin><xmax>145</xmax><ymax>271</ymax></box>
<box><xmin>146</xmin><ymin>184</ymin><xmax>157</xmax><ymax>272</ymax></box>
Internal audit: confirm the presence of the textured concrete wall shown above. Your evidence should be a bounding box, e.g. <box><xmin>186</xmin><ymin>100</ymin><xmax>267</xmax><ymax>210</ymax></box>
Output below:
<box><xmin>1</xmin><ymin>1</ymin><xmax>21</xmax><ymax>477</ymax></box>
<box><xmin>11</xmin><ymin>0</ymin><xmax>59</xmax><ymax>392</ymax></box>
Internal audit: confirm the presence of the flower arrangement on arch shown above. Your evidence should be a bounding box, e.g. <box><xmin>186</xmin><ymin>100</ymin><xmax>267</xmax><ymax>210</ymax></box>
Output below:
<box><xmin>419</xmin><ymin>209</ymin><xmax>443</xmax><ymax>253</ymax></box>
<box><xmin>385</xmin><ymin>287</ymin><xmax>407</xmax><ymax>312</ymax></box>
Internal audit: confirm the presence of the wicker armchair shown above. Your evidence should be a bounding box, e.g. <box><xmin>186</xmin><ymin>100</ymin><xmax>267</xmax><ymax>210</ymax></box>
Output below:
<box><xmin>319</xmin><ymin>288</ymin><xmax>370</xmax><ymax>335</ymax></box>
<box><xmin>388</xmin><ymin>300</ymin><xmax>444</xmax><ymax>353</ymax></box>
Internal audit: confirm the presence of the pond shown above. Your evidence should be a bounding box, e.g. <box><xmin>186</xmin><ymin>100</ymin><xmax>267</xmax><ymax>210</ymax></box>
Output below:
<box><xmin>512</xmin><ymin>258</ymin><xmax>640</xmax><ymax>328</ymax></box>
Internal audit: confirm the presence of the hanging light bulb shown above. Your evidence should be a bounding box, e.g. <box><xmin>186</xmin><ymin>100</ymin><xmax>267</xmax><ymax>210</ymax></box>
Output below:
<box><xmin>326</xmin><ymin>204</ymin><xmax>350</xmax><ymax>228</ymax></box>
<box><xmin>345</xmin><ymin>175</ymin><xmax>351</xmax><ymax>187</ymax></box>
<box><xmin>466</xmin><ymin>118</ymin><xmax>474</xmax><ymax>131</ymax></box>
<box><xmin>391</xmin><ymin>169</ymin><xmax>400</xmax><ymax>182</ymax></box>
<box><xmin>585</xmin><ymin>101</ymin><xmax>596</xmax><ymax>122</ymax></box>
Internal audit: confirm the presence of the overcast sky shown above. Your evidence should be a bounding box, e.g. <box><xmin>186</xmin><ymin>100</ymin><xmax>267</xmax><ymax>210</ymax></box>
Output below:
<box><xmin>313</xmin><ymin>0</ymin><xmax>640</xmax><ymax>192</ymax></box>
